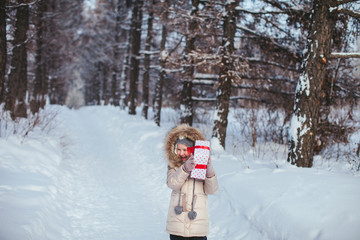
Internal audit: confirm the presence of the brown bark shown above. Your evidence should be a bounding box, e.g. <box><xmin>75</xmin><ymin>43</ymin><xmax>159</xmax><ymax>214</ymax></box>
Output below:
<box><xmin>6</xmin><ymin>3</ymin><xmax>30</xmax><ymax>119</ymax></box>
<box><xmin>141</xmin><ymin>1</ymin><xmax>154</xmax><ymax>119</ymax></box>
<box><xmin>120</xmin><ymin>39</ymin><xmax>130</xmax><ymax>110</ymax></box>
<box><xmin>128</xmin><ymin>0</ymin><xmax>143</xmax><ymax>115</ymax></box>
<box><xmin>288</xmin><ymin>0</ymin><xmax>337</xmax><ymax>167</ymax></box>
<box><xmin>180</xmin><ymin>0</ymin><xmax>200</xmax><ymax>126</ymax></box>
<box><xmin>0</xmin><ymin>0</ymin><xmax>6</xmax><ymax>103</ymax></box>
<box><xmin>111</xmin><ymin>0</ymin><xmax>123</xmax><ymax>107</ymax></box>
<box><xmin>30</xmin><ymin>0</ymin><xmax>48</xmax><ymax>114</ymax></box>
<box><xmin>154</xmin><ymin>0</ymin><xmax>169</xmax><ymax>126</ymax></box>
<box><xmin>212</xmin><ymin>0</ymin><xmax>238</xmax><ymax>148</ymax></box>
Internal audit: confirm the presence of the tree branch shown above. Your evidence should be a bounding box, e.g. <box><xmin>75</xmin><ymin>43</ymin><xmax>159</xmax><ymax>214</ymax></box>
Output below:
<box><xmin>262</xmin><ymin>0</ymin><xmax>289</xmax><ymax>10</ymax></box>
<box><xmin>192</xmin><ymin>96</ymin><xmax>268</xmax><ymax>103</ymax></box>
<box><xmin>329</xmin><ymin>0</ymin><xmax>359</xmax><ymax>7</ymax></box>
<box><xmin>328</xmin><ymin>52</ymin><xmax>360</xmax><ymax>59</ymax></box>
<box><xmin>236</xmin><ymin>24</ymin><xmax>300</xmax><ymax>60</ymax></box>
<box><xmin>235</xmin><ymin>7</ymin><xmax>286</xmax><ymax>15</ymax></box>
<box><xmin>168</xmin><ymin>36</ymin><xmax>184</xmax><ymax>57</ymax></box>
<box><xmin>339</xmin><ymin>8</ymin><xmax>360</xmax><ymax>20</ymax></box>
<box><xmin>6</xmin><ymin>0</ymin><xmax>39</xmax><ymax>9</ymax></box>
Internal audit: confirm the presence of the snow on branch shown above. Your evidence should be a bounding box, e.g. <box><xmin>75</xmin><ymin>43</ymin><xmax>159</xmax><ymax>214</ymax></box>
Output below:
<box><xmin>7</xmin><ymin>0</ymin><xmax>38</xmax><ymax>9</ymax></box>
<box><xmin>245</xmin><ymin>57</ymin><xmax>299</xmax><ymax>71</ymax></box>
<box><xmin>235</xmin><ymin>4</ymin><xmax>308</xmax><ymax>15</ymax></box>
<box><xmin>235</xmin><ymin>7</ymin><xmax>286</xmax><ymax>15</ymax></box>
<box><xmin>192</xmin><ymin>79</ymin><xmax>216</xmax><ymax>85</ymax></box>
<box><xmin>192</xmin><ymin>96</ymin><xmax>267</xmax><ymax>103</ymax></box>
<box><xmin>330</xmin><ymin>0</ymin><xmax>359</xmax><ymax>7</ymax></box>
<box><xmin>328</xmin><ymin>52</ymin><xmax>360</xmax><ymax>59</ymax></box>
<box><xmin>139</xmin><ymin>50</ymin><xmax>160</xmax><ymax>55</ymax></box>
<box><xmin>338</xmin><ymin>8</ymin><xmax>360</xmax><ymax>20</ymax></box>
<box><xmin>191</xmin><ymin>73</ymin><xmax>297</xmax><ymax>85</ymax></box>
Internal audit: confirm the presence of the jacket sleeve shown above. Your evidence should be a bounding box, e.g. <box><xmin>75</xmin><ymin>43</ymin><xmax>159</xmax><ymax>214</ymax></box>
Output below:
<box><xmin>204</xmin><ymin>174</ymin><xmax>218</xmax><ymax>194</ymax></box>
<box><xmin>167</xmin><ymin>166</ymin><xmax>189</xmax><ymax>191</ymax></box>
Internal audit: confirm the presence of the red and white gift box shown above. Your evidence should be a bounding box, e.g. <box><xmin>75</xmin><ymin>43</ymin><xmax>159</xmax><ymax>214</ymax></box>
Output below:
<box><xmin>190</xmin><ymin>140</ymin><xmax>210</xmax><ymax>180</ymax></box>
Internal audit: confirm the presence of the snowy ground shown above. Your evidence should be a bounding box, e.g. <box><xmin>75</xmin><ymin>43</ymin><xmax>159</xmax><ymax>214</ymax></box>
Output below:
<box><xmin>0</xmin><ymin>105</ymin><xmax>359</xmax><ymax>240</ymax></box>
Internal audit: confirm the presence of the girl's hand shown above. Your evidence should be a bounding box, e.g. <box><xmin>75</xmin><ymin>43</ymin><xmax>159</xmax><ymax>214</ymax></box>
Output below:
<box><xmin>206</xmin><ymin>156</ymin><xmax>215</xmax><ymax>178</ymax></box>
<box><xmin>183</xmin><ymin>155</ymin><xmax>195</xmax><ymax>173</ymax></box>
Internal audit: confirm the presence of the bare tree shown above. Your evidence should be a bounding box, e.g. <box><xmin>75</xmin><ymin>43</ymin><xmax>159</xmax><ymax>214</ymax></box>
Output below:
<box><xmin>110</xmin><ymin>0</ymin><xmax>123</xmax><ymax>107</ymax></box>
<box><xmin>141</xmin><ymin>0</ymin><xmax>154</xmax><ymax>119</ymax></box>
<box><xmin>120</xmin><ymin>43</ymin><xmax>130</xmax><ymax>110</ymax></box>
<box><xmin>6</xmin><ymin>1</ymin><xmax>30</xmax><ymax>119</ymax></box>
<box><xmin>128</xmin><ymin>0</ymin><xmax>143</xmax><ymax>115</ymax></box>
<box><xmin>154</xmin><ymin>0</ymin><xmax>169</xmax><ymax>126</ymax></box>
<box><xmin>179</xmin><ymin>0</ymin><xmax>201</xmax><ymax>125</ymax></box>
<box><xmin>0</xmin><ymin>0</ymin><xmax>5</xmax><ymax>103</ymax></box>
<box><xmin>212</xmin><ymin>0</ymin><xmax>238</xmax><ymax>148</ymax></box>
<box><xmin>119</xmin><ymin>1</ymin><xmax>132</xmax><ymax>110</ymax></box>
<box><xmin>30</xmin><ymin>0</ymin><xmax>47</xmax><ymax>114</ymax></box>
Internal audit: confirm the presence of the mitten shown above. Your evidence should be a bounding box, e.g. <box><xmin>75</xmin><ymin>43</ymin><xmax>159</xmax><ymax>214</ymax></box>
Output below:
<box><xmin>183</xmin><ymin>155</ymin><xmax>196</xmax><ymax>173</ymax></box>
<box><xmin>206</xmin><ymin>156</ymin><xmax>216</xmax><ymax>178</ymax></box>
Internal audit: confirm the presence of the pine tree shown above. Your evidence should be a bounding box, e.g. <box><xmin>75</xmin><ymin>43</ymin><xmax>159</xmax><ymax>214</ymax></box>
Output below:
<box><xmin>30</xmin><ymin>0</ymin><xmax>48</xmax><ymax>114</ymax></box>
<box><xmin>179</xmin><ymin>0</ymin><xmax>201</xmax><ymax>125</ymax></box>
<box><xmin>6</xmin><ymin>2</ymin><xmax>30</xmax><ymax>119</ymax></box>
<box><xmin>287</xmin><ymin>0</ymin><xmax>360</xmax><ymax>167</ymax></box>
<box><xmin>141</xmin><ymin>1</ymin><xmax>154</xmax><ymax>119</ymax></box>
<box><xmin>128</xmin><ymin>0</ymin><xmax>144</xmax><ymax>115</ymax></box>
<box><xmin>0</xmin><ymin>0</ymin><xmax>6</xmax><ymax>103</ymax></box>
<box><xmin>212</xmin><ymin>0</ymin><xmax>238</xmax><ymax>148</ymax></box>
<box><xmin>154</xmin><ymin>0</ymin><xmax>169</xmax><ymax>126</ymax></box>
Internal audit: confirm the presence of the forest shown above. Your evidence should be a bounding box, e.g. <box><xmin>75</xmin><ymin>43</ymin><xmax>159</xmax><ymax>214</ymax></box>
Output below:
<box><xmin>0</xmin><ymin>0</ymin><xmax>360</xmax><ymax>168</ymax></box>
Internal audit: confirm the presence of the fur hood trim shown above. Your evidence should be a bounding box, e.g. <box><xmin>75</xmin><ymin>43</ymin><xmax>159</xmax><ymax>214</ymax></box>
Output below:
<box><xmin>165</xmin><ymin>124</ymin><xmax>205</xmax><ymax>169</ymax></box>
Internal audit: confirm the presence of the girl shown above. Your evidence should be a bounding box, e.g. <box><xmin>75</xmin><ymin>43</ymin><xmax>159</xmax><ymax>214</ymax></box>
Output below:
<box><xmin>165</xmin><ymin>124</ymin><xmax>218</xmax><ymax>240</ymax></box>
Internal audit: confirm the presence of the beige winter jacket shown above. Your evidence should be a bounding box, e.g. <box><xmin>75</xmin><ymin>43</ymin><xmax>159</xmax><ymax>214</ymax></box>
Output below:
<box><xmin>165</xmin><ymin>124</ymin><xmax>218</xmax><ymax>237</ymax></box>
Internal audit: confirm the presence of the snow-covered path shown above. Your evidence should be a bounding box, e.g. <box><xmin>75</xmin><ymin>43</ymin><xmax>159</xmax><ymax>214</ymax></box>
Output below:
<box><xmin>57</xmin><ymin>107</ymin><xmax>170</xmax><ymax>239</ymax></box>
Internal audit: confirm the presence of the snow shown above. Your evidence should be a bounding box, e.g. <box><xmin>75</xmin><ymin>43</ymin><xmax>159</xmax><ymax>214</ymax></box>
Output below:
<box><xmin>288</xmin><ymin>113</ymin><xmax>309</xmax><ymax>147</ymax></box>
<box><xmin>160</xmin><ymin>50</ymin><xmax>168</xmax><ymax>61</ymax></box>
<box><xmin>83</xmin><ymin>0</ymin><xmax>96</xmax><ymax>11</ymax></box>
<box><xmin>1</xmin><ymin>105</ymin><xmax>360</xmax><ymax>240</ymax></box>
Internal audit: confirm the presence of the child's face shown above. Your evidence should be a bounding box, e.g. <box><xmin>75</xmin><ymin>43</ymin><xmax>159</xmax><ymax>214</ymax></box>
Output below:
<box><xmin>176</xmin><ymin>143</ymin><xmax>190</xmax><ymax>162</ymax></box>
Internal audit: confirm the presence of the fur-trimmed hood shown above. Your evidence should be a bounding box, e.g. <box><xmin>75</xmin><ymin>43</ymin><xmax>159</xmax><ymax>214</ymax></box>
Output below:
<box><xmin>165</xmin><ymin>124</ymin><xmax>205</xmax><ymax>169</ymax></box>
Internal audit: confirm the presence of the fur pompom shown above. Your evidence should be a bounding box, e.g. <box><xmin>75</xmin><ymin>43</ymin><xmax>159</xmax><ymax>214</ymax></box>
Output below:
<box><xmin>188</xmin><ymin>210</ymin><xmax>197</xmax><ymax>220</ymax></box>
<box><xmin>174</xmin><ymin>206</ymin><xmax>183</xmax><ymax>215</ymax></box>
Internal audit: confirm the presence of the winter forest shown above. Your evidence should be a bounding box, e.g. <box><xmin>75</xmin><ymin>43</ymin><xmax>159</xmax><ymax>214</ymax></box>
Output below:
<box><xmin>1</xmin><ymin>0</ymin><xmax>360</xmax><ymax>167</ymax></box>
<box><xmin>1</xmin><ymin>0</ymin><xmax>360</xmax><ymax>239</ymax></box>
<box><xmin>1</xmin><ymin>0</ymin><xmax>360</xmax><ymax>166</ymax></box>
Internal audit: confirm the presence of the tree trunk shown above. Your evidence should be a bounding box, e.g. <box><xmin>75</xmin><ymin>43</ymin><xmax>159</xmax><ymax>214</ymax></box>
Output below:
<box><xmin>111</xmin><ymin>68</ymin><xmax>120</xmax><ymax>106</ymax></box>
<box><xmin>180</xmin><ymin>0</ymin><xmax>200</xmax><ymax>126</ymax></box>
<box><xmin>128</xmin><ymin>0</ymin><xmax>143</xmax><ymax>115</ymax></box>
<box><xmin>102</xmin><ymin>64</ymin><xmax>110</xmax><ymax>105</ymax></box>
<box><xmin>6</xmin><ymin>2</ymin><xmax>29</xmax><ymax>119</ymax></box>
<box><xmin>287</xmin><ymin>0</ymin><xmax>337</xmax><ymax>167</ymax></box>
<box><xmin>31</xmin><ymin>0</ymin><xmax>48</xmax><ymax>114</ymax></box>
<box><xmin>111</xmin><ymin>0</ymin><xmax>122</xmax><ymax>107</ymax></box>
<box><xmin>95</xmin><ymin>62</ymin><xmax>103</xmax><ymax>105</ymax></box>
<box><xmin>0</xmin><ymin>0</ymin><xmax>6</xmax><ymax>103</ymax></box>
<box><xmin>154</xmin><ymin>0</ymin><xmax>169</xmax><ymax>126</ymax></box>
<box><xmin>141</xmin><ymin>2</ymin><xmax>154</xmax><ymax>119</ymax></box>
<box><xmin>180</xmin><ymin>81</ymin><xmax>193</xmax><ymax>125</ymax></box>
<box><xmin>119</xmin><ymin>1</ymin><xmax>133</xmax><ymax>110</ymax></box>
<box><xmin>120</xmin><ymin>41</ymin><xmax>130</xmax><ymax>110</ymax></box>
<box><xmin>212</xmin><ymin>0</ymin><xmax>237</xmax><ymax>148</ymax></box>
